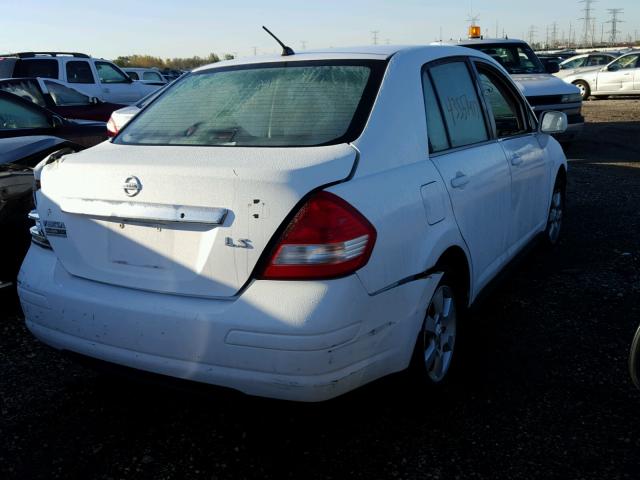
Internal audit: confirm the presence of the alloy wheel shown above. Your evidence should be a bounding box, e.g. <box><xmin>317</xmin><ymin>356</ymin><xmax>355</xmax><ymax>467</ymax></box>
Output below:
<box><xmin>423</xmin><ymin>285</ymin><xmax>457</xmax><ymax>382</ymax></box>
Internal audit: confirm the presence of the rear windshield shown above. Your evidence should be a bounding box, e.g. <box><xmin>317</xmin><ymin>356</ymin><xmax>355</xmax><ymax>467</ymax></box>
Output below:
<box><xmin>116</xmin><ymin>60</ymin><xmax>385</xmax><ymax>147</ymax></box>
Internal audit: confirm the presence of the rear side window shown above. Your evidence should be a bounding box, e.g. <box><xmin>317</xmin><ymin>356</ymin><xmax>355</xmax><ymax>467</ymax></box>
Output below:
<box><xmin>44</xmin><ymin>80</ymin><xmax>91</xmax><ymax>105</ymax></box>
<box><xmin>429</xmin><ymin>61</ymin><xmax>488</xmax><ymax>148</ymax></box>
<box><xmin>142</xmin><ymin>71</ymin><xmax>162</xmax><ymax>81</ymax></box>
<box><xmin>14</xmin><ymin>59</ymin><xmax>59</xmax><ymax>79</ymax></box>
<box><xmin>0</xmin><ymin>79</ymin><xmax>47</xmax><ymax>108</ymax></box>
<box><xmin>127</xmin><ymin>71</ymin><xmax>140</xmax><ymax>80</ymax></box>
<box><xmin>117</xmin><ymin>61</ymin><xmax>384</xmax><ymax>147</ymax></box>
<box><xmin>66</xmin><ymin>61</ymin><xmax>95</xmax><ymax>83</ymax></box>
<box><xmin>421</xmin><ymin>72</ymin><xmax>449</xmax><ymax>153</ymax></box>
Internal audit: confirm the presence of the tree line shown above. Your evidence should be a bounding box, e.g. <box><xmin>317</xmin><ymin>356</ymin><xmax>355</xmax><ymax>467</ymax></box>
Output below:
<box><xmin>113</xmin><ymin>53</ymin><xmax>235</xmax><ymax>71</ymax></box>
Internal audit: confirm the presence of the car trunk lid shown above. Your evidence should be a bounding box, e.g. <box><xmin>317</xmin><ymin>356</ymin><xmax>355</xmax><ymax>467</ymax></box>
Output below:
<box><xmin>38</xmin><ymin>141</ymin><xmax>357</xmax><ymax>298</ymax></box>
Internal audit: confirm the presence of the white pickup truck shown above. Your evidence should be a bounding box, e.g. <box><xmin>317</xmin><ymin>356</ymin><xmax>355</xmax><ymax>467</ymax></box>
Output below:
<box><xmin>0</xmin><ymin>52</ymin><xmax>161</xmax><ymax>105</ymax></box>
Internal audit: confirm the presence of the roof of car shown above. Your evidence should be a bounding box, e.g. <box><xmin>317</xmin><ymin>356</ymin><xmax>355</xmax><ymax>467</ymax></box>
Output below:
<box><xmin>434</xmin><ymin>38</ymin><xmax>528</xmax><ymax>46</ymax></box>
<box><xmin>193</xmin><ymin>45</ymin><xmax>487</xmax><ymax>73</ymax></box>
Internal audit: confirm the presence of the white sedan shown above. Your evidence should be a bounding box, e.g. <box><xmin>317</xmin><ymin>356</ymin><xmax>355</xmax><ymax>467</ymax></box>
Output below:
<box><xmin>561</xmin><ymin>51</ymin><xmax>640</xmax><ymax>99</ymax></box>
<box><xmin>19</xmin><ymin>45</ymin><xmax>568</xmax><ymax>401</ymax></box>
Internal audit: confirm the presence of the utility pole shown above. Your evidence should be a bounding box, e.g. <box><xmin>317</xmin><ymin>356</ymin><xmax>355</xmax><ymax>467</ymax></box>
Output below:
<box><xmin>545</xmin><ymin>25</ymin><xmax>549</xmax><ymax>49</ymax></box>
<box><xmin>371</xmin><ymin>30</ymin><xmax>379</xmax><ymax>45</ymax></box>
<box><xmin>252</xmin><ymin>46</ymin><xmax>258</xmax><ymax>56</ymax></box>
<box><xmin>551</xmin><ymin>22</ymin><xmax>558</xmax><ymax>48</ymax></box>
<box><xmin>300</xmin><ymin>40</ymin><xmax>307</xmax><ymax>50</ymax></box>
<box><xmin>528</xmin><ymin>25</ymin><xmax>537</xmax><ymax>46</ymax></box>
<box><xmin>578</xmin><ymin>0</ymin><xmax>597</xmax><ymax>47</ymax></box>
<box><xmin>605</xmin><ymin>8</ymin><xmax>624</xmax><ymax>45</ymax></box>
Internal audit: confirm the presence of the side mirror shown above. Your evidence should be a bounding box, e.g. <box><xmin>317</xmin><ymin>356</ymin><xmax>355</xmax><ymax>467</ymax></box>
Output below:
<box><xmin>607</xmin><ymin>64</ymin><xmax>620</xmax><ymax>72</ymax></box>
<box><xmin>90</xmin><ymin>96</ymin><xmax>101</xmax><ymax>105</ymax></box>
<box><xmin>545</xmin><ymin>61</ymin><xmax>560</xmax><ymax>74</ymax></box>
<box><xmin>539</xmin><ymin>111</ymin><xmax>567</xmax><ymax>135</ymax></box>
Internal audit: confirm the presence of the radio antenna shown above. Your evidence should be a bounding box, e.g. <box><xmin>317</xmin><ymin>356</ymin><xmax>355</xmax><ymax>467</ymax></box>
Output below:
<box><xmin>262</xmin><ymin>26</ymin><xmax>295</xmax><ymax>56</ymax></box>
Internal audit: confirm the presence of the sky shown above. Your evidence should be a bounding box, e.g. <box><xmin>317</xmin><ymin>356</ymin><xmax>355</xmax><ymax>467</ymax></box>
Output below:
<box><xmin>1</xmin><ymin>0</ymin><xmax>639</xmax><ymax>60</ymax></box>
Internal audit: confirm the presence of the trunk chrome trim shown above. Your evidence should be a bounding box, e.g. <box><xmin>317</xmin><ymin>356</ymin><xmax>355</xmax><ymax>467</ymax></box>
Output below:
<box><xmin>60</xmin><ymin>198</ymin><xmax>228</xmax><ymax>226</ymax></box>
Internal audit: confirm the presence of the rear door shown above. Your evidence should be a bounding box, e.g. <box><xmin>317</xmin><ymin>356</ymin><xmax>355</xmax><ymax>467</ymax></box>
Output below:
<box><xmin>63</xmin><ymin>59</ymin><xmax>101</xmax><ymax>98</ymax></box>
<box><xmin>423</xmin><ymin>59</ymin><xmax>512</xmax><ymax>292</ymax></box>
<box><xmin>473</xmin><ymin>60</ymin><xmax>549</xmax><ymax>251</ymax></box>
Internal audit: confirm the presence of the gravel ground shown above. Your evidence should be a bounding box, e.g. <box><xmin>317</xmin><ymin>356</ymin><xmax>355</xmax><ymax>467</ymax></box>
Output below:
<box><xmin>1</xmin><ymin>99</ymin><xmax>640</xmax><ymax>479</ymax></box>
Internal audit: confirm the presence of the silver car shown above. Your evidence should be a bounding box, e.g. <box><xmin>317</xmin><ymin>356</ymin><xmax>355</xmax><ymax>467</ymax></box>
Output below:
<box><xmin>555</xmin><ymin>52</ymin><xmax>618</xmax><ymax>79</ymax></box>
<box><xmin>561</xmin><ymin>52</ymin><xmax>640</xmax><ymax>100</ymax></box>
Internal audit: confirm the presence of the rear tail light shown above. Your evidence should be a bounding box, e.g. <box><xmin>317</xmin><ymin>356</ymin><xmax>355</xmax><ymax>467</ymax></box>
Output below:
<box><xmin>106</xmin><ymin>116</ymin><xmax>118</xmax><ymax>137</ymax></box>
<box><xmin>258</xmin><ymin>191</ymin><xmax>376</xmax><ymax>280</ymax></box>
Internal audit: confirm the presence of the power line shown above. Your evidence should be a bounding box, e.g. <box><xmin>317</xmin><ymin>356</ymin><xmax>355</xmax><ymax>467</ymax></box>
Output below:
<box><xmin>605</xmin><ymin>8</ymin><xmax>624</xmax><ymax>45</ymax></box>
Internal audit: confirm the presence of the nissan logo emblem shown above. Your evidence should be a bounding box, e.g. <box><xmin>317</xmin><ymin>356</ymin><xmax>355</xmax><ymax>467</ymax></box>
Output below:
<box><xmin>123</xmin><ymin>176</ymin><xmax>142</xmax><ymax>197</ymax></box>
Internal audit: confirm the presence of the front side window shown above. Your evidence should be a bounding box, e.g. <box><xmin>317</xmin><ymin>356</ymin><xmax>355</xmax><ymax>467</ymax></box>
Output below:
<box><xmin>44</xmin><ymin>80</ymin><xmax>91</xmax><ymax>105</ymax></box>
<box><xmin>0</xmin><ymin>79</ymin><xmax>47</xmax><ymax>107</ymax></box>
<box><xmin>14</xmin><ymin>59</ymin><xmax>59</xmax><ymax>79</ymax></box>
<box><xmin>477</xmin><ymin>66</ymin><xmax>527</xmax><ymax>138</ymax></box>
<box><xmin>126</xmin><ymin>71</ymin><xmax>140</xmax><ymax>80</ymax></box>
<box><xmin>610</xmin><ymin>54</ymin><xmax>639</xmax><ymax>70</ymax></box>
<box><xmin>428</xmin><ymin>61</ymin><xmax>488</xmax><ymax>148</ymax></box>
<box><xmin>588</xmin><ymin>55</ymin><xmax>613</xmax><ymax>66</ymax></box>
<box><xmin>66</xmin><ymin>61</ymin><xmax>95</xmax><ymax>84</ymax></box>
<box><xmin>0</xmin><ymin>96</ymin><xmax>50</xmax><ymax>129</ymax></box>
<box><xmin>96</xmin><ymin>62</ymin><xmax>129</xmax><ymax>84</ymax></box>
<box><xmin>469</xmin><ymin>44</ymin><xmax>545</xmax><ymax>74</ymax></box>
<box><xmin>117</xmin><ymin>62</ymin><xmax>382</xmax><ymax>147</ymax></box>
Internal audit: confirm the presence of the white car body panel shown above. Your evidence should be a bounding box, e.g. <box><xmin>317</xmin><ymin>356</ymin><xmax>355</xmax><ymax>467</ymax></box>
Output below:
<box><xmin>19</xmin><ymin>45</ymin><xmax>568</xmax><ymax>401</ymax></box>
<box><xmin>37</xmin><ymin>141</ymin><xmax>357</xmax><ymax>298</ymax></box>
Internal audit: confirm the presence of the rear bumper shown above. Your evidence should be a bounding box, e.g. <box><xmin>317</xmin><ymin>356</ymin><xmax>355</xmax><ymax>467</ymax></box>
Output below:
<box><xmin>18</xmin><ymin>245</ymin><xmax>438</xmax><ymax>402</ymax></box>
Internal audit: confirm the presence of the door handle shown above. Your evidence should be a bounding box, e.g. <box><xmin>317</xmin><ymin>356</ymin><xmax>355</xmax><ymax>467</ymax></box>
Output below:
<box><xmin>450</xmin><ymin>172</ymin><xmax>469</xmax><ymax>189</ymax></box>
<box><xmin>511</xmin><ymin>154</ymin><xmax>524</xmax><ymax>166</ymax></box>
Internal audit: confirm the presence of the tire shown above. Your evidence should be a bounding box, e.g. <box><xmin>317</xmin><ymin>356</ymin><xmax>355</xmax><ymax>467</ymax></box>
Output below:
<box><xmin>544</xmin><ymin>175</ymin><xmax>565</xmax><ymax>246</ymax></box>
<box><xmin>573</xmin><ymin>80</ymin><xmax>591</xmax><ymax>100</ymax></box>
<box><xmin>411</xmin><ymin>269</ymin><xmax>463</xmax><ymax>386</ymax></box>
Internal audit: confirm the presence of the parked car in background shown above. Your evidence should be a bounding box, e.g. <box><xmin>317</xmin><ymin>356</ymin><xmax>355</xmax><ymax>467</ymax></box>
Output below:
<box><xmin>159</xmin><ymin>69</ymin><xmax>185</xmax><ymax>82</ymax></box>
<box><xmin>0</xmin><ymin>77</ymin><xmax>125</xmax><ymax>122</ymax></box>
<box><xmin>555</xmin><ymin>52</ymin><xmax>619</xmax><ymax>79</ymax></box>
<box><xmin>123</xmin><ymin>68</ymin><xmax>167</xmax><ymax>85</ymax></box>
<box><xmin>0</xmin><ymin>52</ymin><xmax>161</xmax><ymax>104</ymax></box>
<box><xmin>0</xmin><ymin>90</ymin><xmax>106</xmax><ymax>147</ymax></box>
<box><xmin>0</xmin><ymin>136</ymin><xmax>83</xmax><ymax>288</ymax></box>
<box><xmin>436</xmin><ymin>36</ymin><xmax>583</xmax><ymax>141</ymax></box>
<box><xmin>20</xmin><ymin>45</ymin><xmax>568</xmax><ymax>402</ymax></box>
<box><xmin>107</xmin><ymin>83</ymin><xmax>170</xmax><ymax>136</ymax></box>
<box><xmin>560</xmin><ymin>51</ymin><xmax>640</xmax><ymax>100</ymax></box>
